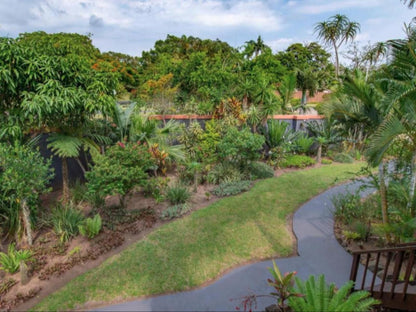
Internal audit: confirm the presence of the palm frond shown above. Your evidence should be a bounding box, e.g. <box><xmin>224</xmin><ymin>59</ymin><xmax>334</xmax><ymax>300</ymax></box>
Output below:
<box><xmin>47</xmin><ymin>133</ymin><xmax>82</xmax><ymax>158</ymax></box>
<box><xmin>366</xmin><ymin>115</ymin><xmax>405</xmax><ymax>165</ymax></box>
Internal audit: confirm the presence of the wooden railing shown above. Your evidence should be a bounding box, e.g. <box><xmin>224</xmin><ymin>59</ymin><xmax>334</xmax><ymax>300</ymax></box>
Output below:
<box><xmin>349</xmin><ymin>243</ymin><xmax>416</xmax><ymax>311</ymax></box>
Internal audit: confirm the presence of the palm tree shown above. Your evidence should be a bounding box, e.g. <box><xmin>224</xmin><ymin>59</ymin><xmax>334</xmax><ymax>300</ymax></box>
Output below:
<box><xmin>315</xmin><ymin>14</ymin><xmax>360</xmax><ymax>78</ymax></box>
<box><xmin>324</xmin><ymin>70</ymin><xmax>391</xmax><ymax>228</ymax></box>
<box><xmin>363</xmin><ymin>42</ymin><xmax>387</xmax><ymax>80</ymax></box>
<box><xmin>367</xmin><ymin>27</ymin><xmax>416</xmax><ymax>215</ymax></box>
<box><xmin>47</xmin><ymin>124</ymin><xmax>110</xmax><ymax>202</ymax></box>
<box><xmin>276</xmin><ymin>73</ymin><xmax>297</xmax><ymax>113</ymax></box>
<box><xmin>243</xmin><ymin>36</ymin><xmax>270</xmax><ymax>59</ymax></box>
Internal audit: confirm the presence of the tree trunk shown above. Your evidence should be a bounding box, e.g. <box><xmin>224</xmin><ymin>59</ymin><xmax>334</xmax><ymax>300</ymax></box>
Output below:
<box><xmin>317</xmin><ymin>144</ymin><xmax>322</xmax><ymax>164</ymax></box>
<box><xmin>242</xmin><ymin>94</ymin><xmax>248</xmax><ymax>110</ymax></box>
<box><xmin>334</xmin><ymin>43</ymin><xmax>340</xmax><ymax>79</ymax></box>
<box><xmin>301</xmin><ymin>89</ymin><xmax>307</xmax><ymax>107</ymax></box>
<box><xmin>379</xmin><ymin>161</ymin><xmax>390</xmax><ymax>242</ymax></box>
<box><xmin>407</xmin><ymin>151</ymin><xmax>416</xmax><ymax>217</ymax></box>
<box><xmin>193</xmin><ymin>173</ymin><xmax>198</xmax><ymax>193</ymax></box>
<box><xmin>21</xmin><ymin>199</ymin><xmax>33</xmax><ymax>246</ymax></box>
<box><xmin>62</xmin><ymin>157</ymin><xmax>70</xmax><ymax>203</ymax></box>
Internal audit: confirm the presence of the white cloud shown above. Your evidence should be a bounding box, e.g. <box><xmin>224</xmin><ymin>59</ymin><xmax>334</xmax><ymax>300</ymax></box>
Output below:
<box><xmin>294</xmin><ymin>0</ymin><xmax>379</xmax><ymax>15</ymax></box>
<box><xmin>267</xmin><ymin>38</ymin><xmax>294</xmax><ymax>52</ymax></box>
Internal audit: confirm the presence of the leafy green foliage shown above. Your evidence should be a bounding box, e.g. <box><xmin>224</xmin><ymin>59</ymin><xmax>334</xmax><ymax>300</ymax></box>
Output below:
<box><xmin>217</xmin><ymin>127</ymin><xmax>265</xmax><ymax>167</ymax></box>
<box><xmin>266</xmin><ymin>120</ymin><xmax>290</xmax><ymax>149</ymax></box>
<box><xmin>86</xmin><ymin>142</ymin><xmax>154</xmax><ymax>207</ymax></box>
<box><xmin>207</xmin><ymin>162</ymin><xmax>245</xmax><ymax>184</ymax></box>
<box><xmin>166</xmin><ymin>185</ymin><xmax>190</xmax><ymax>205</ymax></box>
<box><xmin>267</xmin><ymin>261</ymin><xmax>302</xmax><ymax>308</ymax></box>
<box><xmin>334</xmin><ymin>153</ymin><xmax>354</xmax><ymax>163</ymax></box>
<box><xmin>288</xmin><ymin>275</ymin><xmax>378</xmax><ymax>312</ymax></box>
<box><xmin>212</xmin><ymin>180</ymin><xmax>252</xmax><ymax>197</ymax></box>
<box><xmin>331</xmin><ymin>191</ymin><xmax>373</xmax><ymax>227</ymax></box>
<box><xmin>0</xmin><ymin>243</ymin><xmax>33</xmax><ymax>274</ymax></box>
<box><xmin>294</xmin><ymin>133</ymin><xmax>314</xmax><ymax>154</ymax></box>
<box><xmin>0</xmin><ymin>143</ymin><xmax>53</xmax><ymax>241</ymax></box>
<box><xmin>79</xmin><ymin>214</ymin><xmax>102</xmax><ymax>239</ymax></box>
<box><xmin>51</xmin><ymin>204</ymin><xmax>84</xmax><ymax>242</ymax></box>
<box><xmin>247</xmin><ymin>162</ymin><xmax>275</xmax><ymax>179</ymax></box>
<box><xmin>143</xmin><ymin>177</ymin><xmax>169</xmax><ymax>202</ymax></box>
<box><xmin>281</xmin><ymin>155</ymin><xmax>316</xmax><ymax>168</ymax></box>
<box><xmin>321</xmin><ymin>158</ymin><xmax>333</xmax><ymax>165</ymax></box>
<box><xmin>161</xmin><ymin>204</ymin><xmax>190</xmax><ymax>220</ymax></box>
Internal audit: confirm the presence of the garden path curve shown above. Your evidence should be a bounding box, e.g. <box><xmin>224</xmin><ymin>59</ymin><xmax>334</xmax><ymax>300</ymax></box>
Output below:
<box><xmin>97</xmin><ymin>181</ymin><xmax>373</xmax><ymax>311</ymax></box>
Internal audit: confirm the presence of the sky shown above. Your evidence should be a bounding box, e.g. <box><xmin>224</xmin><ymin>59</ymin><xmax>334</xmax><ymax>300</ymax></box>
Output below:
<box><xmin>0</xmin><ymin>0</ymin><xmax>414</xmax><ymax>63</ymax></box>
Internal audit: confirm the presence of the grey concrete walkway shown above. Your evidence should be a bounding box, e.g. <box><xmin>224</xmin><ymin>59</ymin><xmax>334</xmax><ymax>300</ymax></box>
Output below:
<box><xmin>97</xmin><ymin>181</ymin><xmax>373</xmax><ymax>312</ymax></box>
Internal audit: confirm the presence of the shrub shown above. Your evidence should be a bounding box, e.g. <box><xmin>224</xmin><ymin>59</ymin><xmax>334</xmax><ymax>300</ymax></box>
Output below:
<box><xmin>294</xmin><ymin>133</ymin><xmax>314</xmax><ymax>154</ymax></box>
<box><xmin>288</xmin><ymin>275</ymin><xmax>379</xmax><ymax>312</ymax></box>
<box><xmin>51</xmin><ymin>204</ymin><xmax>84</xmax><ymax>242</ymax></box>
<box><xmin>0</xmin><ymin>143</ymin><xmax>53</xmax><ymax>244</ymax></box>
<box><xmin>79</xmin><ymin>214</ymin><xmax>102</xmax><ymax>239</ymax></box>
<box><xmin>266</xmin><ymin>120</ymin><xmax>289</xmax><ymax>148</ymax></box>
<box><xmin>342</xmin><ymin>230</ymin><xmax>362</xmax><ymax>241</ymax></box>
<box><xmin>143</xmin><ymin>177</ymin><xmax>168</xmax><ymax>202</ymax></box>
<box><xmin>217</xmin><ymin>126</ymin><xmax>265</xmax><ymax>168</ymax></box>
<box><xmin>332</xmin><ymin>191</ymin><xmax>367</xmax><ymax>225</ymax></box>
<box><xmin>212</xmin><ymin>180</ymin><xmax>252</xmax><ymax>197</ymax></box>
<box><xmin>166</xmin><ymin>185</ymin><xmax>190</xmax><ymax>205</ymax></box>
<box><xmin>161</xmin><ymin>204</ymin><xmax>190</xmax><ymax>220</ymax></box>
<box><xmin>70</xmin><ymin>179</ymin><xmax>88</xmax><ymax>204</ymax></box>
<box><xmin>281</xmin><ymin>155</ymin><xmax>316</xmax><ymax>168</ymax></box>
<box><xmin>321</xmin><ymin>158</ymin><xmax>333</xmax><ymax>165</ymax></box>
<box><xmin>247</xmin><ymin>162</ymin><xmax>275</xmax><ymax>180</ymax></box>
<box><xmin>334</xmin><ymin>152</ymin><xmax>354</xmax><ymax>163</ymax></box>
<box><xmin>207</xmin><ymin>162</ymin><xmax>245</xmax><ymax>184</ymax></box>
<box><xmin>0</xmin><ymin>243</ymin><xmax>33</xmax><ymax>274</ymax></box>
<box><xmin>86</xmin><ymin>142</ymin><xmax>154</xmax><ymax>207</ymax></box>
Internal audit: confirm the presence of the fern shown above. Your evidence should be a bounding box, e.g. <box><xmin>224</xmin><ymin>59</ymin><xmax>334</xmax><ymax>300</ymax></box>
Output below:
<box><xmin>288</xmin><ymin>275</ymin><xmax>379</xmax><ymax>312</ymax></box>
<box><xmin>78</xmin><ymin>214</ymin><xmax>102</xmax><ymax>239</ymax></box>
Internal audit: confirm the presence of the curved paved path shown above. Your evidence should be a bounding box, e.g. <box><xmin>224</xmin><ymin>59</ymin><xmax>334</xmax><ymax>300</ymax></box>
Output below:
<box><xmin>97</xmin><ymin>181</ymin><xmax>373</xmax><ymax>312</ymax></box>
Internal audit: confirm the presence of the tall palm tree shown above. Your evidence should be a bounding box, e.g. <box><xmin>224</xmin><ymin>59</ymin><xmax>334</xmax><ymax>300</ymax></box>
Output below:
<box><xmin>315</xmin><ymin>14</ymin><xmax>360</xmax><ymax>78</ymax></box>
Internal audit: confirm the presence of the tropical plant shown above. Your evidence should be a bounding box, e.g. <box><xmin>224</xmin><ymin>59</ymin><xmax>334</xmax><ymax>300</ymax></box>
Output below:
<box><xmin>0</xmin><ymin>143</ymin><xmax>53</xmax><ymax>245</ymax></box>
<box><xmin>51</xmin><ymin>204</ymin><xmax>85</xmax><ymax>242</ymax></box>
<box><xmin>281</xmin><ymin>155</ymin><xmax>316</xmax><ymax>169</ymax></box>
<box><xmin>288</xmin><ymin>275</ymin><xmax>379</xmax><ymax>312</ymax></box>
<box><xmin>0</xmin><ymin>243</ymin><xmax>33</xmax><ymax>274</ymax></box>
<box><xmin>161</xmin><ymin>204</ymin><xmax>190</xmax><ymax>220</ymax></box>
<box><xmin>217</xmin><ymin>126</ymin><xmax>265</xmax><ymax>168</ymax></box>
<box><xmin>212</xmin><ymin>180</ymin><xmax>252</xmax><ymax>197</ymax></box>
<box><xmin>294</xmin><ymin>133</ymin><xmax>314</xmax><ymax>154</ymax></box>
<box><xmin>277</xmin><ymin>73</ymin><xmax>297</xmax><ymax>113</ymax></box>
<box><xmin>266</xmin><ymin>120</ymin><xmax>290</xmax><ymax>149</ymax></box>
<box><xmin>268</xmin><ymin>261</ymin><xmax>302</xmax><ymax>311</ymax></box>
<box><xmin>315</xmin><ymin>14</ymin><xmax>360</xmax><ymax>78</ymax></box>
<box><xmin>86</xmin><ymin>142</ymin><xmax>154</xmax><ymax>207</ymax></box>
<box><xmin>247</xmin><ymin>162</ymin><xmax>275</xmax><ymax>180</ymax></box>
<box><xmin>166</xmin><ymin>185</ymin><xmax>190</xmax><ymax>205</ymax></box>
<box><xmin>78</xmin><ymin>214</ymin><xmax>102</xmax><ymax>239</ymax></box>
<box><xmin>334</xmin><ymin>153</ymin><xmax>354</xmax><ymax>164</ymax></box>
<box><xmin>207</xmin><ymin>162</ymin><xmax>245</xmax><ymax>185</ymax></box>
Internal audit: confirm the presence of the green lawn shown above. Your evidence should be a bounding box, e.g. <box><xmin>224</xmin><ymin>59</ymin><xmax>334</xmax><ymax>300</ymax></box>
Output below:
<box><xmin>35</xmin><ymin>162</ymin><xmax>364</xmax><ymax>311</ymax></box>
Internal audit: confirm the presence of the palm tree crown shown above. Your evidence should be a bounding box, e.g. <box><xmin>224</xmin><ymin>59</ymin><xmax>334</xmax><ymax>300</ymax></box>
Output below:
<box><xmin>314</xmin><ymin>14</ymin><xmax>360</xmax><ymax>78</ymax></box>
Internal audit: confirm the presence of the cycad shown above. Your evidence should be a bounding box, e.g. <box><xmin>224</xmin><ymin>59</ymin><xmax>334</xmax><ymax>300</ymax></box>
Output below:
<box><xmin>288</xmin><ymin>275</ymin><xmax>379</xmax><ymax>312</ymax></box>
